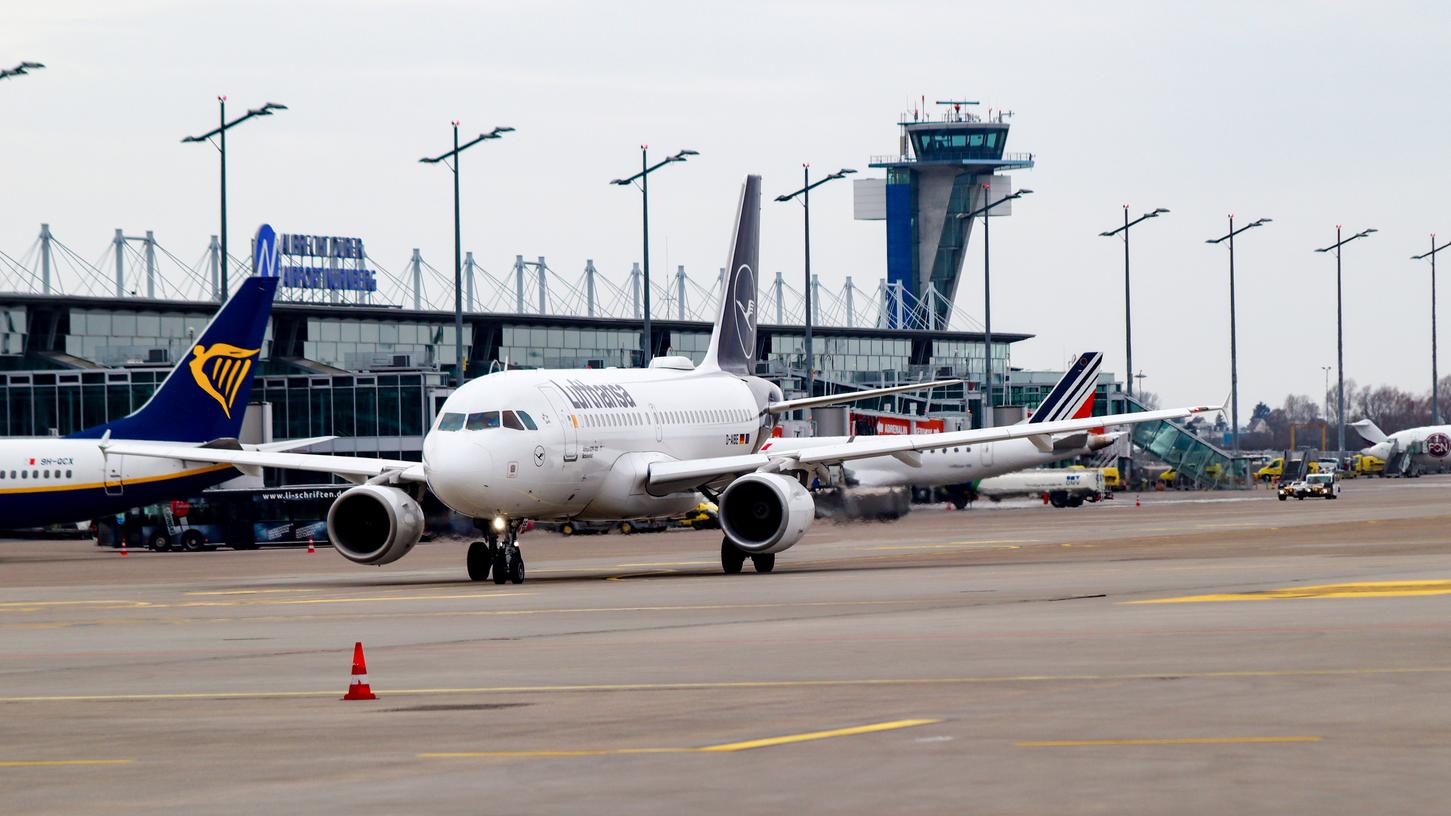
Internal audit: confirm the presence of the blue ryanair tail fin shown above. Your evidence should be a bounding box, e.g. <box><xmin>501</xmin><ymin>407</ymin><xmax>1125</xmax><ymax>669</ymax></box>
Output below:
<box><xmin>69</xmin><ymin>227</ymin><xmax>280</xmax><ymax>442</ymax></box>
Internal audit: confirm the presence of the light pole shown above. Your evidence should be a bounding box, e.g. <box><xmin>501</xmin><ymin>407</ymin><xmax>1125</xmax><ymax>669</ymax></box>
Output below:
<box><xmin>1321</xmin><ymin>365</ymin><xmax>1332</xmax><ymax>422</ymax></box>
<box><xmin>611</xmin><ymin>147</ymin><xmax>698</xmax><ymax>366</ymax></box>
<box><xmin>421</xmin><ymin>122</ymin><xmax>514</xmax><ymax>386</ymax></box>
<box><xmin>1412</xmin><ymin>234</ymin><xmax>1451</xmax><ymax>424</ymax></box>
<box><xmin>956</xmin><ymin>184</ymin><xmax>1033</xmax><ymax>428</ymax></box>
<box><xmin>1316</xmin><ymin>226</ymin><xmax>1377</xmax><ymax>454</ymax></box>
<box><xmin>182</xmin><ymin>98</ymin><xmax>287</xmax><ymax>300</ymax></box>
<box><xmin>775</xmin><ymin>165</ymin><xmax>856</xmax><ymax>397</ymax></box>
<box><xmin>1206</xmin><ymin>216</ymin><xmax>1271</xmax><ymax>460</ymax></box>
<box><xmin>1100</xmin><ymin>206</ymin><xmax>1169</xmax><ymax>401</ymax></box>
<box><xmin>0</xmin><ymin>61</ymin><xmax>45</xmax><ymax>81</ymax></box>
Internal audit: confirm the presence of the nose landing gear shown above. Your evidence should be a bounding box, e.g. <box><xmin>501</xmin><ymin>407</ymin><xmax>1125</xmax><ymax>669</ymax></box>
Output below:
<box><xmin>469</xmin><ymin>519</ymin><xmax>527</xmax><ymax>584</ymax></box>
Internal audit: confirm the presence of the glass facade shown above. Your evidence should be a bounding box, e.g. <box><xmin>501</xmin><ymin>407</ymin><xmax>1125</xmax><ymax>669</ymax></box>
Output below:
<box><xmin>498</xmin><ymin>325</ymin><xmax>639</xmax><ymax>369</ymax></box>
<box><xmin>910</xmin><ymin>127</ymin><xmax>1007</xmax><ymax>161</ymax></box>
<box><xmin>304</xmin><ymin>317</ymin><xmax>467</xmax><ymax>371</ymax></box>
<box><xmin>0</xmin><ymin>367</ymin><xmax>441</xmax><ymax>444</ymax></box>
<box><xmin>770</xmin><ymin>333</ymin><xmax>913</xmax><ymax>386</ymax></box>
<box><xmin>67</xmin><ymin>307</ymin><xmax>254</xmax><ymax>366</ymax></box>
<box><xmin>1</xmin><ymin>305</ymin><xmax>24</xmax><ymax>356</ymax></box>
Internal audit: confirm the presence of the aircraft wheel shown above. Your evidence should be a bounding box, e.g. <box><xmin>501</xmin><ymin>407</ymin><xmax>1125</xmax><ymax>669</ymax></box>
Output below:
<box><xmin>467</xmin><ymin>541</ymin><xmax>493</xmax><ymax>582</ymax></box>
<box><xmin>560</xmin><ymin>522</ymin><xmax>576</xmax><ymax>536</ymax></box>
<box><xmin>619</xmin><ymin>521</ymin><xmax>636</xmax><ymax>535</ymax></box>
<box><xmin>721</xmin><ymin>538</ymin><xmax>746</xmax><ymax>575</ymax></box>
<box><xmin>149</xmin><ymin>532</ymin><xmax>172</xmax><ymax>552</ymax></box>
<box><xmin>751</xmin><ymin>553</ymin><xmax>775</xmax><ymax>574</ymax></box>
<box><xmin>509</xmin><ymin>546</ymin><xmax>526</xmax><ymax>584</ymax></box>
<box><xmin>181</xmin><ymin>531</ymin><xmax>207</xmax><ymax>552</ymax></box>
<box><xmin>492</xmin><ymin>545</ymin><xmax>509</xmax><ymax>585</ymax></box>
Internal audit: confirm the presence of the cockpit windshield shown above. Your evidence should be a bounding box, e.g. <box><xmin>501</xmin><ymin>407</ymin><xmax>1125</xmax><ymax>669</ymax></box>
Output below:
<box><xmin>437</xmin><ymin>409</ymin><xmax>538</xmax><ymax>431</ymax></box>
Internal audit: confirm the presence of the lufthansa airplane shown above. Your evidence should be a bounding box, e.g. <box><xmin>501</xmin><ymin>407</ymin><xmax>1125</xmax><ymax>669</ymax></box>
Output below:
<box><xmin>0</xmin><ymin>235</ymin><xmax>319</xmax><ymax>529</ymax></box>
<box><xmin>763</xmin><ymin>352</ymin><xmax>1129</xmax><ymax>499</ymax></box>
<box><xmin>108</xmin><ymin>177</ymin><xmax>1216</xmax><ymax>581</ymax></box>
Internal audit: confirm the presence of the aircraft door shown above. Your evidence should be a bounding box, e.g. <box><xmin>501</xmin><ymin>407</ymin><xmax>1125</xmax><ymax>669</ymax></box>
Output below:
<box><xmin>650</xmin><ymin>404</ymin><xmax>662</xmax><ymax>442</ymax></box>
<box><xmin>537</xmin><ymin>384</ymin><xmax>579</xmax><ymax>462</ymax></box>
<box><xmin>978</xmin><ymin>444</ymin><xmax>993</xmax><ymax>467</ymax></box>
<box><xmin>104</xmin><ymin>454</ymin><xmax>124</xmax><ymax>496</ymax></box>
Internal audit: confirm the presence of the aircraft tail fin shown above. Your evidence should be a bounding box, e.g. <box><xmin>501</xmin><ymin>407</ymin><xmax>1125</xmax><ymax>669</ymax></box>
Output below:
<box><xmin>69</xmin><ymin>226</ymin><xmax>280</xmax><ymax>442</ymax></box>
<box><xmin>1028</xmin><ymin>352</ymin><xmax>1104</xmax><ymax>425</ymax></box>
<box><xmin>1349</xmin><ymin>418</ymin><xmax>1388</xmax><ymax>445</ymax></box>
<box><xmin>699</xmin><ymin>175</ymin><xmax>761</xmax><ymax>376</ymax></box>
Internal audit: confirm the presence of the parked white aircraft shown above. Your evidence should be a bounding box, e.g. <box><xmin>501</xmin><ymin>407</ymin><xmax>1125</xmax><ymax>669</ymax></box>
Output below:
<box><xmin>764</xmin><ymin>352</ymin><xmax>1129</xmax><ymax>506</ymax></box>
<box><xmin>1351</xmin><ymin>418</ymin><xmax>1451</xmax><ymax>474</ymax></box>
<box><xmin>108</xmin><ymin>176</ymin><xmax>1215</xmax><ymax>580</ymax></box>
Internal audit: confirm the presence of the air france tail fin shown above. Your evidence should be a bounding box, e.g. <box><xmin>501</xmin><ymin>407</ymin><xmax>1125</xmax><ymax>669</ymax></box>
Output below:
<box><xmin>1349</xmin><ymin>418</ymin><xmax>1388</xmax><ymax>445</ymax></box>
<box><xmin>699</xmin><ymin>175</ymin><xmax>761</xmax><ymax>376</ymax></box>
<box><xmin>69</xmin><ymin>226</ymin><xmax>280</xmax><ymax>442</ymax></box>
<box><xmin>1028</xmin><ymin>352</ymin><xmax>1103</xmax><ymax>425</ymax></box>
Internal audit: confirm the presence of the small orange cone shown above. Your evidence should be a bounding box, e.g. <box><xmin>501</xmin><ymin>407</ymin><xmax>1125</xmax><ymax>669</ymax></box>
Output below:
<box><xmin>1135</xmin><ymin>496</ymin><xmax>1141</xmax><ymax>508</ymax></box>
<box><xmin>342</xmin><ymin>641</ymin><xmax>377</xmax><ymax>700</ymax></box>
<box><xmin>307</xmin><ymin>535</ymin><xmax>316</xmax><ymax>555</ymax></box>
<box><xmin>119</xmin><ymin>540</ymin><xmax>128</xmax><ymax>557</ymax></box>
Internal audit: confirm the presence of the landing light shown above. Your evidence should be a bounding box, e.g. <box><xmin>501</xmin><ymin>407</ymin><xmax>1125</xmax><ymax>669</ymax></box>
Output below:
<box><xmin>492</xmin><ymin>516</ymin><xmax>506</xmax><ymax>532</ymax></box>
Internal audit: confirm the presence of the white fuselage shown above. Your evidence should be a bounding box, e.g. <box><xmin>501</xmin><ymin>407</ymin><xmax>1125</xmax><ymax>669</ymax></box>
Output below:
<box><xmin>422</xmin><ymin>364</ymin><xmax>773</xmax><ymax>522</ymax></box>
<box><xmin>0</xmin><ymin>438</ymin><xmax>238</xmax><ymax>527</ymax></box>
<box><xmin>1363</xmin><ymin>425</ymin><xmax>1451</xmax><ymax>468</ymax></box>
<box><xmin>762</xmin><ymin>434</ymin><xmax>1109</xmax><ymax>489</ymax></box>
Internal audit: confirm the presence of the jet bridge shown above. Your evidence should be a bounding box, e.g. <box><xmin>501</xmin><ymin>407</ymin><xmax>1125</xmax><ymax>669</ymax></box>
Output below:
<box><xmin>1122</xmin><ymin>394</ymin><xmax>1250</xmax><ymax>489</ymax></box>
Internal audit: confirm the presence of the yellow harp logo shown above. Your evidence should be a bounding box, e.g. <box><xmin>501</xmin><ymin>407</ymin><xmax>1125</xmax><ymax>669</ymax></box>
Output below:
<box><xmin>188</xmin><ymin>343</ymin><xmax>261</xmax><ymax>419</ymax></box>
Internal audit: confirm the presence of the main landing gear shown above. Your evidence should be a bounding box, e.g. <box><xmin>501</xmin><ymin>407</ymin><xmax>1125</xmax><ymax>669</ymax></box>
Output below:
<box><xmin>467</xmin><ymin>520</ymin><xmax>526</xmax><ymax>584</ymax></box>
<box><xmin>720</xmin><ymin>538</ymin><xmax>774</xmax><ymax>575</ymax></box>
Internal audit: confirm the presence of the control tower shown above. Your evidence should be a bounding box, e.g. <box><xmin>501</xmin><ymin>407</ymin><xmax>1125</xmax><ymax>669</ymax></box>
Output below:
<box><xmin>855</xmin><ymin>101</ymin><xmax>1034</xmax><ymax>329</ymax></box>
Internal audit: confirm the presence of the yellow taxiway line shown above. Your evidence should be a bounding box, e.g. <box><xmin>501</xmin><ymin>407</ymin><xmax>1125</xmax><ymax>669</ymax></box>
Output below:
<box><xmin>3</xmin><ymin>667</ymin><xmax>1449</xmax><ymax>704</ymax></box>
<box><xmin>0</xmin><ymin>759</ymin><xmax>133</xmax><ymax>767</ymax></box>
<box><xmin>1128</xmin><ymin>579</ymin><xmax>1451</xmax><ymax>604</ymax></box>
<box><xmin>1017</xmin><ymin>736</ymin><xmax>1321</xmax><ymax>747</ymax></box>
<box><xmin>419</xmin><ymin>719</ymin><xmax>940</xmax><ymax>759</ymax></box>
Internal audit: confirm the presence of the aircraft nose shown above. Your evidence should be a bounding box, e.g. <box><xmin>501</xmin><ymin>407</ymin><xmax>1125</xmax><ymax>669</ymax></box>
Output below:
<box><xmin>1088</xmin><ymin>431</ymin><xmax>1125</xmax><ymax>452</ymax></box>
<box><xmin>424</xmin><ymin>435</ymin><xmax>493</xmax><ymax>514</ymax></box>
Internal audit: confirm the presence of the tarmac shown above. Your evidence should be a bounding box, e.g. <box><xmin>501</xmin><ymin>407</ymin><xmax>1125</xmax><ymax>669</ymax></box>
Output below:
<box><xmin>3</xmin><ymin>477</ymin><xmax>1451</xmax><ymax>814</ymax></box>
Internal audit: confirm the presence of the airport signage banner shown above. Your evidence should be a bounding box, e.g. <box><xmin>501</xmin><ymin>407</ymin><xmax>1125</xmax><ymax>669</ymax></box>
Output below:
<box><xmin>276</xmin><ymin>232</ymin><xmax>378</xmax><ymax>293</ymax></box>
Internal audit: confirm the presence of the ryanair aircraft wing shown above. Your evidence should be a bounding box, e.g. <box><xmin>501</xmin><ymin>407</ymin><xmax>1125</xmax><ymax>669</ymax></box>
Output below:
<box><xmin>648</xmin><ymin>405</ymin><xmax>1218</xmax><ymax>494</ymax></box>
<box><xmin>101</xmin><ymin>441</ymin><xmax>426</xmax><ymax>485</ymax></box>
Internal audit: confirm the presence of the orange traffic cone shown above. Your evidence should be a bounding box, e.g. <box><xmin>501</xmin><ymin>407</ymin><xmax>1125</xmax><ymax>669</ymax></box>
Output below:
<box><xmin>307</xmin><ymin>535</ymin><xmax>316</xmax><ymax>555</ymax></box>
<box><xmin>1135</xmin><ymin>496</ymin><xmax>1141</xmax><ymax>508</ymax></box>
<box><xmin>119</xmin><ymin>540</ymin><xmax>128</xmax><ymax>557</ymax></box>
<box><xmin>342</xmin><ymin>641</ymin><xmax>377</xmax><ymax>700</ymax></box>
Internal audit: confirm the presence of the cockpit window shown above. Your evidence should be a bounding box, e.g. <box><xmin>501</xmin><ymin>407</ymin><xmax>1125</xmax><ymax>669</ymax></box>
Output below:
<box><xmin>466</xmin><ymin>411</ymin><xmax>502</xmax><ymax>431</ymax></box>
<box><xmin>437</xmin><ymin>412</ymin><xmax>466</xmax><ymax>431</ymax></box>
<box><xmin>502</xmin><ymin>410</ymin><xmax>525</xmax><ymax>431</ymax></box>
<box><xmin>517</xmin><ymin>411</ymin><xmax>539</xmax><ymax>430</ymax></box>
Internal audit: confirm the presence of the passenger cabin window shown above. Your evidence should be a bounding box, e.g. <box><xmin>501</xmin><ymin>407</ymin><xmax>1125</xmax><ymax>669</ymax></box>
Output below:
<box><xmin>438</xmin><ymin>412</ymin><xmax>466</xmax><ymax>432</ymax></box>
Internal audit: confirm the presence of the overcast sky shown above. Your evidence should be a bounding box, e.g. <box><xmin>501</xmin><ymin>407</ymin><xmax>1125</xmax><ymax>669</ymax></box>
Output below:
<box><xmin>5</xmin><ymin>1</ymin><xmax>1450</xmax><ymax>410</ymax></box>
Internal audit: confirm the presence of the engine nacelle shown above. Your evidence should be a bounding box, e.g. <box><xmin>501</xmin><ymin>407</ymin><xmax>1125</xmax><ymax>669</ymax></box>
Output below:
<box><xmin>719</xmin><ymin>472</ymin><xmax>814</xmax><ymax>554</ymax></box>
<box><xmin>326</xmin><ymin>484</ymin><xmax>425</xmax><ymax>565</ymax></box>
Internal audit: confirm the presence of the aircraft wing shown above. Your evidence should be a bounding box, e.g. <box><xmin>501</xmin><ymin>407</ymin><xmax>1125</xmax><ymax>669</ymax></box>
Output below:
<box><xmin>647</xmin><ymin>405</ymin><xmax>1218</xmax><ymax>493</ymax></box>
<box><xmin>101</xmin><ymin>441</ymin><xmax>427</xmax><ymax>484</ymax></box>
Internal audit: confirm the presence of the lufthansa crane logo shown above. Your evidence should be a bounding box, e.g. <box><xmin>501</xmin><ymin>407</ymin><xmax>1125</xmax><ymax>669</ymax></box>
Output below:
<box><xmin>189</xmin><ymin>343</ymin><xmax>261</xmax><ymax>419</ymax></box>
<box><xmin>732</xmin><ymin>263</ymin><xmax>756</xmax><ymax>357</ymax></box>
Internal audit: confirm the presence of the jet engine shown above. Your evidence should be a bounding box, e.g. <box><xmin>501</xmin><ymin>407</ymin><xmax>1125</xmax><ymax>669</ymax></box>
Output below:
<box><xmin>719</xmin><ymin>472</ymin><xmax>814</xmax><ymax>554</ymax></box>
<box><xmin>326</xmin><ymin>484</ymin><xmax>425</xmax><ymax>565</ymax></box>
